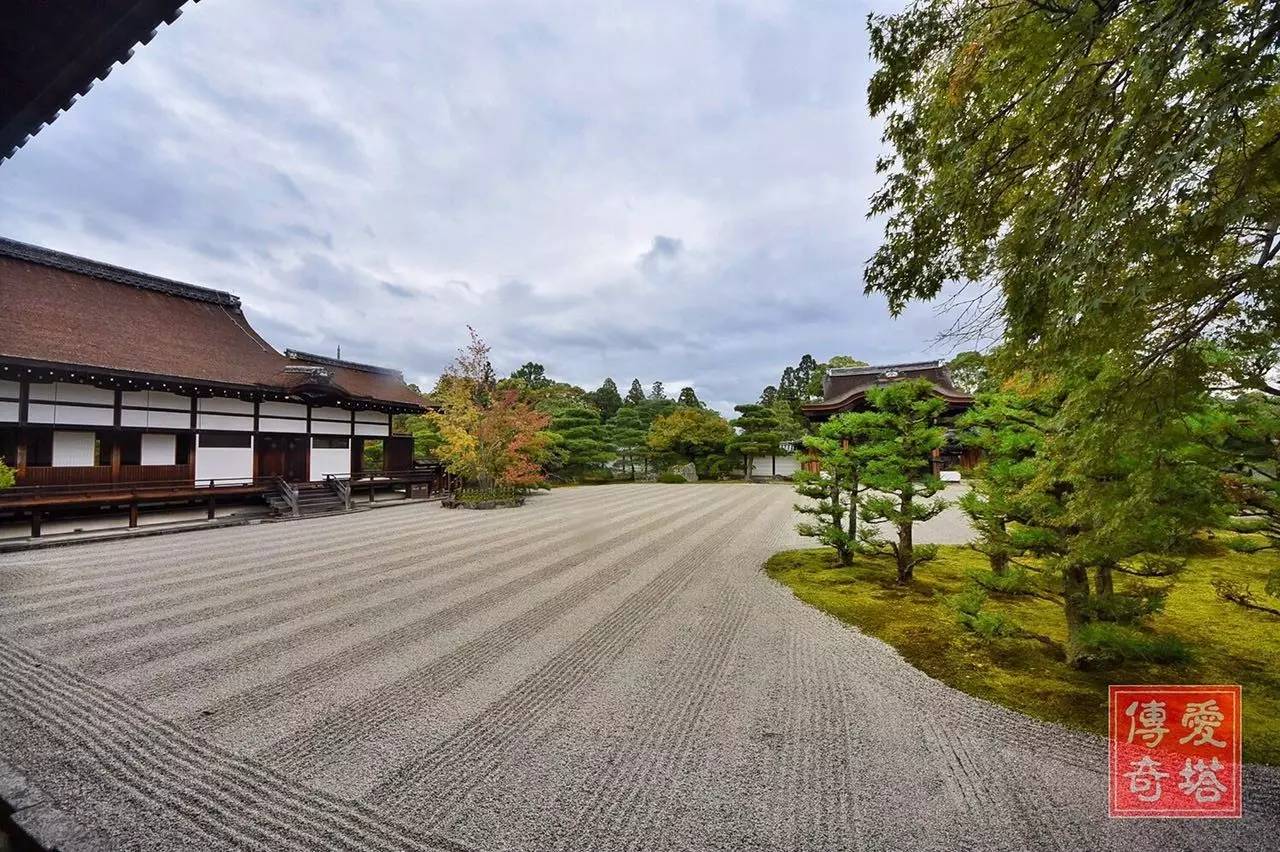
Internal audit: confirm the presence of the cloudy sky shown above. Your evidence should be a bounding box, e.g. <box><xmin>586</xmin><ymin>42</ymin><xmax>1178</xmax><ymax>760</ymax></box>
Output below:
<box><xmin>0</xmin><ymin>0</ymin><xmax>960</xmax><ymax>415</ymax></box>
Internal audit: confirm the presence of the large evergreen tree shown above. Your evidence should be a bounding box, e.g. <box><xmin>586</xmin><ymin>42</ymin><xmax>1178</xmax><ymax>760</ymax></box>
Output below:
<box><xmin>867</xmin><ymin>1</ymin><xmax>1280</xmax><ymax>385</ymax></box>
<box><xmin>676</xmin><ymin>386</ymin><xmax>701</xmax><ymax>407</ymax></box>
<box><xmin>510</xmin><ymin>362</ymin><xmax>553</xmax><ymax>389</ymax></box>
<box><xmin>794</xmin><ymin>355</ymin><xmax>818</xmax><ymax>401</ymax></box>
<box><xmin>776</xmin><ymin>367</ymin><xmax>798</xmax><ymax>403</ymax></box>
<box><xmin>649</xmin><ymin>381</ymin><xmax>668</xmax><ymax>401</ymax></box>
<box><xmin>592</xmin><ymin>378</ymin><xmax>624</xmax><ymax>422</ymax></box>
<box><xmin>625</xmin><ymin>379</ymin><xmax>646</xmax><ymax>406</ymax></box>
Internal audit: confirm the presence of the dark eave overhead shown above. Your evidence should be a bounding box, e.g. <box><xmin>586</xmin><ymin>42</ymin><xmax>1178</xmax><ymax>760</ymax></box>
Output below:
<box><xmin>0</xmin><ymin>1</ymin><xmax>197</xmax><ymax>164</ymax></box>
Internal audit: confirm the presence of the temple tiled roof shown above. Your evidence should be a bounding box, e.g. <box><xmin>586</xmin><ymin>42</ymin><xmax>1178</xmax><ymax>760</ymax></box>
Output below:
<box><xmin>801</xmin><ymin>360</ymin><xmax>972</xmax><ymax>418</ymax></box>
<box><xmin>0</xmin><ymin>238</ymin><xmax>424</xmax><ymax>410</ymax></box>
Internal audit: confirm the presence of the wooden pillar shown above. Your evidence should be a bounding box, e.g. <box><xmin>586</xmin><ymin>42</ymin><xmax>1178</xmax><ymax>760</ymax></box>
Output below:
<box><xmin>406</xmin><ymin>481</ymin><xmax>414</xmax><ymax>499</ymax></box>
<box><xmin>15</xmin><ymin>432</ymin><xmax>27</xmax><ymax>478</ymax></box>
<box><xmin>369</xmin><ymin>481</ymin><xmax>375</xmax><ymax>503</ymax></box>
<box><xmin>30</xmin><ymin>510</ymin><xmax>41</xmax><ymax>538</ymax></box>
<box><xmin>111</xmin><ymin>437</ymin><xmax>122</xmax><ymax>483</ymax></box>
<box><xmin>128</xmin><ymin>500</ymin><xmax>139</xmax><ymax>528</ymax></box>
<box><xmin>207</xmin><ymin>495</ymin><xmax>215</xmax><ymax>520</ymax></box>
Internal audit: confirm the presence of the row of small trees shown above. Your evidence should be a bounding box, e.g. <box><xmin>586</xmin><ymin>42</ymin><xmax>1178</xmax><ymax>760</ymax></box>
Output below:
<box><xmin>408</xmin><ymin>329</ymin><xmax>817</xmax><ymax>488</ymax></box>
<box><xmin>798</xmin><ymin>361</ymin><xmax>1280</xmax><ymax>670</ymax></box>
<box><xmin>794</xmin><ymin>380</ymin><xmax>948</xmax><ymax>582</ymax></box>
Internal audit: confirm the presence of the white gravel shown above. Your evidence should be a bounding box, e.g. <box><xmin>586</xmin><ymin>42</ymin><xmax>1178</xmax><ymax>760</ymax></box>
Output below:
<box><xmin>0</xmin><ymin>483</ymin><xmax>1275</xmax><ymax>851</ymax></box>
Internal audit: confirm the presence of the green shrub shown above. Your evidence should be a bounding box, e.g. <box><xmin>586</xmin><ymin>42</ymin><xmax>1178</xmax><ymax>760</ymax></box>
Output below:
<box><xmin>579</xmin><ymin>469</ymin><xmax>614</xmax><ymax>485</ymax></box>
<box><xmin>969</xmin><ymin>567</ymin><xmax>1033</xmax><ymax>595</ymax></box>
<box><xmin>456</xmin><ymin>486</ymin><xmax>521</xmax><ymax>505</ymax></box>
<box><xmin>1070</xmin><ymin>622</ymin><xmax>1192</xmax><ymax>667</ymax></box>
<box><xmin>1085</xmin><ymin>583</ymin><xmax>1168</xmax><ymax>624</ymax></box>
<box><xmin>656</xmin><ymin>472</ymin><xmax>687</xmax><ymax>484</ymax></box>
<box><xmin>1224</xmin><ymin>534</ymin><xmax>1268</xmax><ymax>554</ymax></box>
<box><xmin>0</xmin><ymin>460</ymin><xmax>13</xmax><ymax>490</ymax></box>
<box><xmin>945</xmin><ymin>587</ymin><xmax>1018</xmax><ymax>637</ymax></box>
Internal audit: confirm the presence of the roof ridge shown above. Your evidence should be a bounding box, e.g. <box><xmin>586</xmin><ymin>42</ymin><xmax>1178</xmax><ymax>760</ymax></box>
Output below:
<box><xmin>826</xmin><ymin>360</ymin><xmax>942</xmax><ymax>376</ymax></box>
<box><xmin>0</xmin><ymin>236</ymin><xmax>240</xmax><ymax>307</ymax></box>
<box><xmin>285</xmin><ymin>349</ymin><xmax>403</xmax><ymax>377</ymax></box>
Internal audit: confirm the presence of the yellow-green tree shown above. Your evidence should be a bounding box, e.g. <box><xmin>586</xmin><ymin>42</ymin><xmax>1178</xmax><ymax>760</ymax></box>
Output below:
<box><xmin>647</xmin><ymin>407</ymin><xmax>732</xmax><ymax>474</ymax></box>
<box><xmin>431</xmin><ymin>329</ymin><xmax>552</xmax><ymax>488</ymax></box>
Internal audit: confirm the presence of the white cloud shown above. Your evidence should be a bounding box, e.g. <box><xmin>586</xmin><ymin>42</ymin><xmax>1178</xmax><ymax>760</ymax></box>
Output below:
<box><xmin>0</xmin><ymin>0</ymin><xmax>960</xmax><ymax>416</ymax></box>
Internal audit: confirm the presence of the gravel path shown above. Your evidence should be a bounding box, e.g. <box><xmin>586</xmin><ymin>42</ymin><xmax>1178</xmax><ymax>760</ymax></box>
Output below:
<box><xmin>0</xmin><ymin>483</ymin><xmax>1275</xmax><ymax>851</ymax></box>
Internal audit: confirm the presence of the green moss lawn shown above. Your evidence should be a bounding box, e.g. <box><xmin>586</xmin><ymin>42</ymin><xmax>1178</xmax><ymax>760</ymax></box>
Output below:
<box><xmin>765</xmin><ymin>542</ymin><xmax>1280</xmax><ymax>764</ymax></box>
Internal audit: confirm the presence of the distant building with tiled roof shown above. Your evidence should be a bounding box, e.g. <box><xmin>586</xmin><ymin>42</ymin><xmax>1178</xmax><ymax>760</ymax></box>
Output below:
<box><xmin>800</xmin><ymin>360</ymin><xmax>973</xmax><ymax>421</ymax></box>
<box><xmin>799</xmin><ymin>360</ymin><xmax>977</xmax><ymax>475</ymax></box>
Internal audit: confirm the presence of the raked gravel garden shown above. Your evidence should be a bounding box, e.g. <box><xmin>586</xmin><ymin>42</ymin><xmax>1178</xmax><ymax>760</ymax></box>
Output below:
<box><xmin>1</xmin><ymin>483</ymin><xmax>1277</xmax><ymax>851</ymax></box>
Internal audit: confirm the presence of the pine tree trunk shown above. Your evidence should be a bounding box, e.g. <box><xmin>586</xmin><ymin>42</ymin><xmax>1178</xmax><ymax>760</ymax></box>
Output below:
<box><xmin>991</xmin><ymin>517</ymin><xmax>1009</xmax><ymax>575</ymax></box>
<box><xmin>1063</xmin><ymin>563</ymin><xmax>1092</xmax><ymax>668</ymax></box>
<box><xmin>1095</xmin><ymin>561</ymin><xmax>1114</xmax><ymax>598</ymax></box>
<box><xmin>744</xmin><ymin>455</ymin><xmax>752</xmax><ymax>481</ymax></box>
<box><xmin>846</xmin><ymin>477</ymin><xmax>858</xmax><ymax>544</ymax></box>
<box><xmin>896</xmin><ymin>492</ymin><xmax>914</xmax><ymax>583</ymax></box>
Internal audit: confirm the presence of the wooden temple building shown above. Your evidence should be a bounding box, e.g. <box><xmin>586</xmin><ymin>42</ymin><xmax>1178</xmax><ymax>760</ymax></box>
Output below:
<box><xmin>800</xmin><ymin>361</ymin><xmax>977</xmax><ymax>472</ymax></box>
<box><xmin>0</xmin><ymin>237</ymin><xmax>440</xmax><ymax>534</ymax></box>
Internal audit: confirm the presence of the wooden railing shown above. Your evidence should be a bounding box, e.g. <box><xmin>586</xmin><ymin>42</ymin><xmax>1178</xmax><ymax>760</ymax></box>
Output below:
<box><xmin>273</xmin><ymin>476</ymin><xmax>300</xmax><ymax>518</ymax></box>
<box><xmin>0</xmin><ymin>475</ymin><xmax>274</xmax><ymax>502</ymax></box>
<box><xmin>324</xmin><ymin>474</ymin><xmax>352</xmax><ymax>510</ymax></box>
<box><xmin>15</xmin><ymin>464</ymin><xmax>194</xmax><ymax>488</ymax></box>
<box><xmin>349</xmin><ymin>465</ymin><xmax>445</xmax><ymax>483</ymax></box>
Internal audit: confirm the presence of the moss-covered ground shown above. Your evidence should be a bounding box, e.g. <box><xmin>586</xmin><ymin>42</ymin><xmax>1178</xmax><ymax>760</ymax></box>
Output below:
<box><xmin>764</xmin><ymin>542</ymin><xmax>1280</xmax><ymax>763</ymax></box>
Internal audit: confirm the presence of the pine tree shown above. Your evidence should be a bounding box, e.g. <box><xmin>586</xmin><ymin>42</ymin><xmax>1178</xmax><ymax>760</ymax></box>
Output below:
<box><xmin>1011</xmin><ymin>369</ymin><xmax>1227</xmax><ymax>667</ymax></box>
<box><xmin>759</xmin><ymin>385</ymin><xmax>778</xmax><ymax>406</ymax></box>
<box><xmin>592</xmin><ymin>378</ymin><xmax>623</xmax><ymax>422</ymax></box>
<box><xmin>676</xmin><ymin>386</ymin><xmax>701</xmax><ymax>407</ymax></box>
<box><xmin>545</xmin><ymin>402</ymin><xmax>612</xmax><ymax>478</ymax></box>
<box><xmin>625</xmin><ymin>379</ymin><xmax>646</xmax><ymax>406</ymax></box>
<box><xmin>608</xmin><ymin>405</ymin><xmax>651</xmax><ymax>476</ymax></box>
<box><xmin>955</xmin><ymin>386</ymin><xmax>1045</xmax><ymax>575</ymax></box>
<box><xmin>850</xmin><ymin>380</ymin><xmax>949</xmax><ymax>583</ymax></box>
<box><xmin>727</xmin><ymin>404</ymin><xmax>781</xmax><ymax>481</ymax></box>
<box><xmin>777</xmin><ymin>367</ymin><xmax>798</xmax><ymax>402</ymax></box>
<box><xmin>510</xmin><ymin>362</ymin><xmax>552</xmax><ymax>389</ymax></box>
<box><xmin>794</xmin><ymin>414</ymin><xmax>874</xmax><ymax>565</ymax></box>
<box><xmin>794</xmin><ymin>355</ymin><xmax>817</xmax><ymax>401</ymax></box>
<box><xmin>649</xmin><ymin>381</ymin><xmax>667</xmax><ymax>401</ymax></box>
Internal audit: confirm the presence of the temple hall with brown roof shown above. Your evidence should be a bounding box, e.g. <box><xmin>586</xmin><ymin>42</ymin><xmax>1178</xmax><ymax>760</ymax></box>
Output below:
<box><xmin>0</xmin><ymin>237</ymin><xmax>429</xmax><ymax>515</ymax></box>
